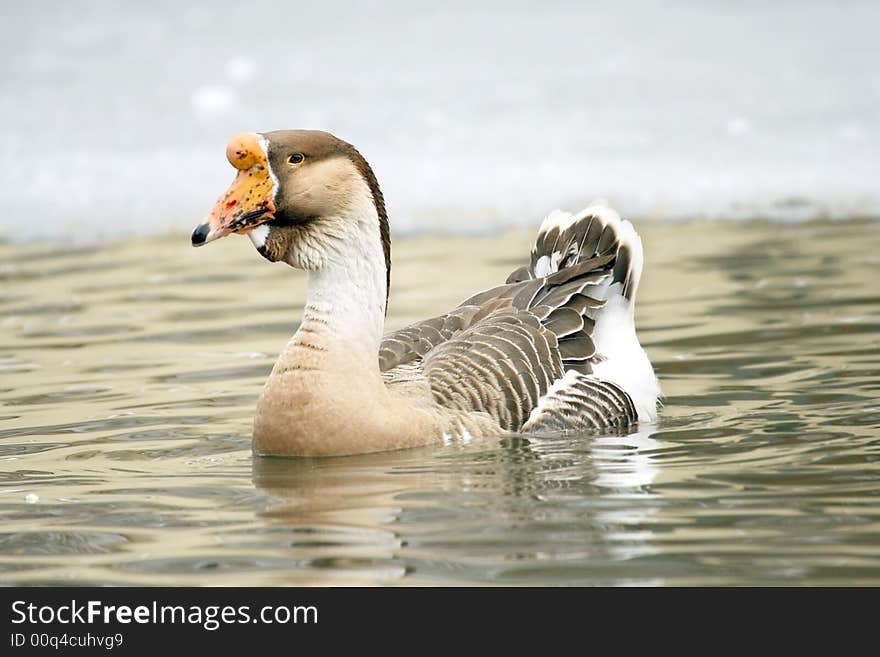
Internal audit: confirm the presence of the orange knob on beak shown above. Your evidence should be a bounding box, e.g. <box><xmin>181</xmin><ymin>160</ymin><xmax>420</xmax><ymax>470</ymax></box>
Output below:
<box><xmin>226</xmin><ymin>133</ymin><xmax>260</xmax><ymax>170</ymax></box>
<box><xmin>191</xmin><ymin>132</ymin><xmax>277</xmax><ymax>247</ymax></box>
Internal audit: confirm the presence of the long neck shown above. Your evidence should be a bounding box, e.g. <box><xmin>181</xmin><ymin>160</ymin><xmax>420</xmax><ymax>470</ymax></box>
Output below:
<box><xmin>302</xmin><ymin>233</ymin><xmax>387</xmax><ymax>363</ymax></box>
<box><xmin>284</xmin><ymin>194</ymin><xmax>389</xmax><ymax>370</ymax></box>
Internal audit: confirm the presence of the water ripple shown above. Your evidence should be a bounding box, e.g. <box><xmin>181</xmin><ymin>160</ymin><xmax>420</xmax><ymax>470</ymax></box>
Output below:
<box><xmin>2</xmin><ymin>222</ymin><xmax>879</xmax><ymax>585</ymax></box>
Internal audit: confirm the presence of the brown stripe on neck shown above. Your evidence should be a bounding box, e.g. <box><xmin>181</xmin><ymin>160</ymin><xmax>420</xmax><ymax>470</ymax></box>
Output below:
<box><xmin>345</xmin><ymin>145</ymin><xmax>391</xmax><ymax>312</ymax></box>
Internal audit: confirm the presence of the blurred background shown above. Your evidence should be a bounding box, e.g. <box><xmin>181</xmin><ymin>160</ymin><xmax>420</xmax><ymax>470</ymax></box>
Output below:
<box><xmin>2</xmin><ymin>0</ymin><xmax>878</xmax><ymax>242</ymax></box>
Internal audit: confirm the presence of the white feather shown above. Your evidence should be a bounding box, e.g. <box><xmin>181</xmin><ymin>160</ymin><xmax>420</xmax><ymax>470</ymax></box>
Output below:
<box><xmin>591</xmin><ymin>291</ymin><xmax>660</xmax><ymax>421</ymax></box>
<box><xmin>257</xmin><ymin>133</ymin><xmax>280</xmax><ymax>195</ymax></box>
<box><xmin>247</xmin><ymin>224</ymin><xmax>269</xmax><ymax>248</ymax></box>
<box><xmin>524</xmin><ymin>370</ymin><xmax>582</xmax><ymax>426</ymax></box>
<box><xmin>538</xmin><ymin>208</ymin><xmax>577</xmax><ymax>235</ymax></box>
<box><xmin>534</xmin><ymin>201</ymin><xmax>659</xmax><ymax>420</ymax></box>
<box><xmin>534</xmin><ymin>255</ymin><xmax>552</xmax><ymax>277</ymax></box>
<box><xmin>586</xmin><ymin>205</ymin><xmax>658</xmax><ymax>419</ymax></box>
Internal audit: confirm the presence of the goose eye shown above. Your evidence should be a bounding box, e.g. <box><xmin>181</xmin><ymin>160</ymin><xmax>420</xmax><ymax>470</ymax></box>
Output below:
<box><xmin>287</xmin><ymin>153</ymin><xmax>305</xmax><ymax>165</ymax></box>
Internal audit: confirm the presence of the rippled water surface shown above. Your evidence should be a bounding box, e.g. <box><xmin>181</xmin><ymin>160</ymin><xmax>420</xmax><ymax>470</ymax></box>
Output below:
<box><xmin>2</xmin><ymin>221</ymin><xmax>879</xmax><ymax>585</ymax></box>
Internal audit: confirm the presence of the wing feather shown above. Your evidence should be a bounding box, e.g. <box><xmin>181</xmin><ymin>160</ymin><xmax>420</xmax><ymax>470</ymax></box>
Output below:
<box><xmin>380</xmin><ymin>203</ymin><xmax>651</xmax><ymax>431</ymax></box>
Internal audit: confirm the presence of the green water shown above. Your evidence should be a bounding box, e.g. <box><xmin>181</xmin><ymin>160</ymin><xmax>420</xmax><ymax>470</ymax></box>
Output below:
<box><xmin>1</xmin><ymin>220</ymin><xmax>878</xmax><ymax>585</ymax></box>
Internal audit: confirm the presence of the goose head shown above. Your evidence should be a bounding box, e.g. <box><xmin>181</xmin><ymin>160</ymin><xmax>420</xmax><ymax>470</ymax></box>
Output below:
<box><xmin>191</xmin><ymin>130</ymin><xmax>390</xmax><ymax>277</ymax></box>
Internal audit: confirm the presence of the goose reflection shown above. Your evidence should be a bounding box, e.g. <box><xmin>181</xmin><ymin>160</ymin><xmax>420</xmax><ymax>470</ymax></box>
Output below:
<box><xmin>250</xmin><ymin>427</ymin><xmax>664</xmax><ymax>585</ymax></box>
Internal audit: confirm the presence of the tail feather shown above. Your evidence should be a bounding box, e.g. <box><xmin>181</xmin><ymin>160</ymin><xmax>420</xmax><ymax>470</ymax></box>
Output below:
<box><xmin>507</xmin><ymin>202</ymin><xmax>660</xmax><ymax>422</ymax></box>
<box><xmin>507</xmin><ymin>203</ymin><xmax>644</xmax><ymax>303</ymax></box>
<box><xmin>384</xmin><ymin>202</ymin><xmax>660</xmax><ymax>427</ymax></box>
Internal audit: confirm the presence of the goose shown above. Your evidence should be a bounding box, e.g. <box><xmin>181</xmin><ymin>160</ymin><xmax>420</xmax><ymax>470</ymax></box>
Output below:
<box><xmin>191</xmin><ymin>130</ymin><xmax>660</xmax><ymax>456</ymax></box>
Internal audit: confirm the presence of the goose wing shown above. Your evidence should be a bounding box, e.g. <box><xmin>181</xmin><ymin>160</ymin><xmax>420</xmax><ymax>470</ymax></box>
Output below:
<box><xmin>380</xmin><ymin>205</ymin><xmax>651</xmax><ymax>431</ymax></box>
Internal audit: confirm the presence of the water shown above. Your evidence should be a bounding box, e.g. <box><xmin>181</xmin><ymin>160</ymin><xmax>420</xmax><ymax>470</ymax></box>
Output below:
<box><xmin>3</xmin><ymin>1</ymin><xmax>880</xmax><ymax>242</ymax></box>
<box><xmin>2</xmin><ymin>220</ymin><xmax>879</xmax><ymax>585</ymax></box>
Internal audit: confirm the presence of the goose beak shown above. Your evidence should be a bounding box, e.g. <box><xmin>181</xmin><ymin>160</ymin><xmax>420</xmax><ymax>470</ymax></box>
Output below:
<box><xmin>191</xmin><ymin>132</ymin><xmax>277</xmax><ymax>247</ymax></box>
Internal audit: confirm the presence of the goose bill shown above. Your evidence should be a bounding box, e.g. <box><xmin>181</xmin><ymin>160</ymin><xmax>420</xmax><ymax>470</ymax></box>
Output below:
<box><xmin>191</xmin><ymin>132</ymin><xmax>276</xmax><ymax>246</ymax></box>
